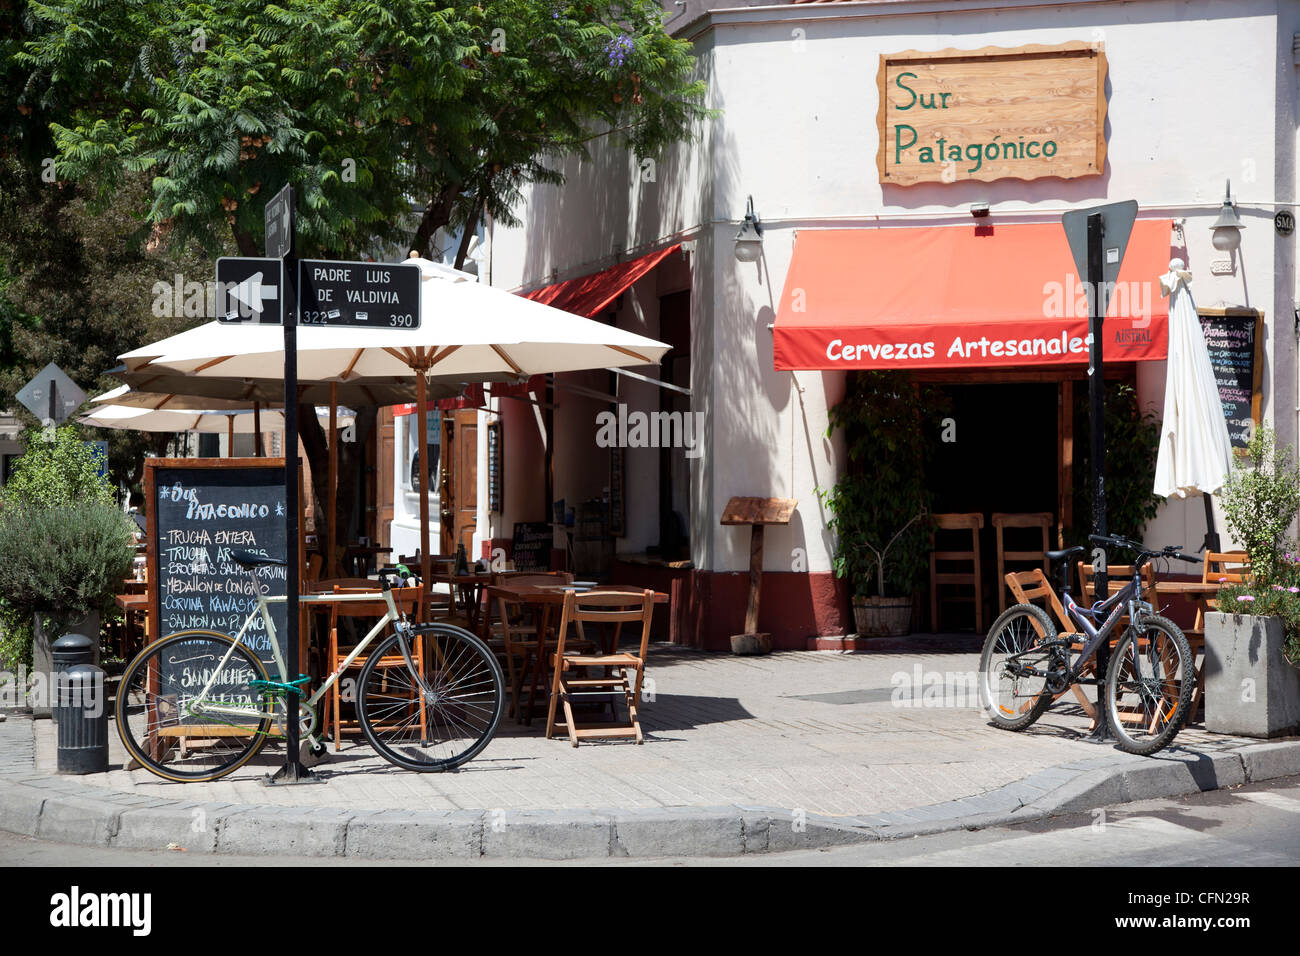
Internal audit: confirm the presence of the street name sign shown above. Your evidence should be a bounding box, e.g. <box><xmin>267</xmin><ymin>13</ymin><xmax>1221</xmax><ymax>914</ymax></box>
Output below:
<box><xmin>16</xmin><ymin>362</ymin><xmax>85</xmax><ymax>424</ymax></box>
<box><xmin>295</xmin><ymin>259</ymin><xmax>421</xmax><ymax>329</ymax></box>
<box><xmin>264</xmin><ymin>185</ymin><xmax>296</xmax><ymax>260</ymax></box>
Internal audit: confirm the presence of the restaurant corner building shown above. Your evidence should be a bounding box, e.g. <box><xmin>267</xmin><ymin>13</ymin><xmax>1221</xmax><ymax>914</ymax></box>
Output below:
<box><xmin>425</xmin><ymin>0</ymin><xmax>1300</xmax><ymax>651</ymax></box>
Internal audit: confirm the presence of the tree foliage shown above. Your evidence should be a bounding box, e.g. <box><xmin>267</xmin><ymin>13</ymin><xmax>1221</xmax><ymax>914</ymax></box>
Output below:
<box><xmin>17</xmin><ymin>0</ymin><xmax>708</xmax><ymax>262</ymax></box>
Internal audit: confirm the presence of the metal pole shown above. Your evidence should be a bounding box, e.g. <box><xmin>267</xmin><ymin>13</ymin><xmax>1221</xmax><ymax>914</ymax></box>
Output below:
<box><xmin>1086</xmin><ymin>211</ymin><xmax>1112</xmax><ymax>742</ymax></box>
<box><xmin>268</xmin><ymin>228</ymin><xmax>311</xmax><ymax>783</ymax></box>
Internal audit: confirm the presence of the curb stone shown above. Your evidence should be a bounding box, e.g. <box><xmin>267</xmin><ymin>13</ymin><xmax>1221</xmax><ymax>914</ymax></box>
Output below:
<box><xmin>0</xmin><ymin>734</ymin><xmax>1297</xmax><ymax>858</ymax></box>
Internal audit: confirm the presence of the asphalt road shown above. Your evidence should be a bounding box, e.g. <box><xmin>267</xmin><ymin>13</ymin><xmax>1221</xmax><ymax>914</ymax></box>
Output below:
<box><xmin>2</xmin><ymin>775</ymin><xmax>1297</xmax><ymax>867</ymax></box>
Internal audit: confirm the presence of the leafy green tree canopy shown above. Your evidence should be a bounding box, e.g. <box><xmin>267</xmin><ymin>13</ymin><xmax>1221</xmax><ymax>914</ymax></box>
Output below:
<box><xmin>18</xmin><ymin>0</ymin><xmax>708</xmax><ymax>262</ymax></box>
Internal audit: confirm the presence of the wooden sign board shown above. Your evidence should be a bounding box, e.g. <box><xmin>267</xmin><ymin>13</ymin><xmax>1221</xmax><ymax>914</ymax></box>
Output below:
<box><xmin>146</xmin><ymin>459</ymin><xmax>304</xmax><ymax>685</ymax></box>
<box><xmin>721</xmin><ymin>496</ymin><xmax>797</xmax><ymax>526</ymax></box>
<box><xmin>1198</xmin><ymin>308</ymin><xmax>1264</xmax><ymax>455</ymax></box>
<box><xmin>877</xmin><ymin>42</ymin><xmax>1107</xmax><ymax>187</ymax></box>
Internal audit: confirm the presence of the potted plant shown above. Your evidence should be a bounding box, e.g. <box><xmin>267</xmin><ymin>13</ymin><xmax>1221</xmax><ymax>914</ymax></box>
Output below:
<box><xmin>0</xmin><ymin>428</ymin><xmax>134</xmax><ymax>715</ymax></box>
<box><xmin>820</xmin><ymin>372</ymin><xmax>939</xmax><ymax>637</ymax></box>
<box><xmin>1205</xmin><ymin>424</ymin><xmax>1300</xmax><ymax>737</ymax></box>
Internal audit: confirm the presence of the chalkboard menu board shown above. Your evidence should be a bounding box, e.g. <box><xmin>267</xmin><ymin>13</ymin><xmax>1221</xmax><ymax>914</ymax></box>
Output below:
<box><xmin>1199</xmin><ymin>309</ymin><xmax>1264</xmax><ymax>453</ymax></box>
<box><xmin>146</xmin><ymin>460</ymin><xmax>298</xmax><ymax>683</ymax></box>
<box><xmin>512</xmin><ymin>522</ymin><xmax>552</xmax><ymax>572</ymax></box>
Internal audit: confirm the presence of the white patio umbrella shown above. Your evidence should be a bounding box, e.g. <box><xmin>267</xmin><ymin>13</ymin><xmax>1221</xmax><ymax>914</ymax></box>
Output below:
<box><xmin>81</xmin><ymin>391</ymin><xmax>354</xmax><ymax>456</ymax></box>
<box><xmin>128</xmin><ymin>255</ymin><xmax>672</xmax><ymax>599</ymax></box>
<box><xmin>1152</xmin><ymin>258</ymin><xmax>1234</xmax><ymax>549</ymax></box>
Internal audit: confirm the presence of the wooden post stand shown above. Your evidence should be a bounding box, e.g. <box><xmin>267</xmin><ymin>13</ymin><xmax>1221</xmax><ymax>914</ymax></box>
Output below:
<box><xmin>721</xmin><ymin>496</ymin><xmax>796</xmax><ymax>655</ymax></box>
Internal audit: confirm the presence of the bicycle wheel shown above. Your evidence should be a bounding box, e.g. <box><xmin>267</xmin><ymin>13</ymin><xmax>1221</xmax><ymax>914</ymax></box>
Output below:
<box><xmin>979</xmin><ymin>603</ymin><xmax>1059</xmax><ymax>730</ymax></box>
<box><xmin>116</xmin><ymin>630</ymin><xmax>274</xmax><ymax>783</ymax></box>
<box><xmin>356</xmin><ymin>622</ymin><xmax>504</xmax><ymax>772</ymax></box>
<box><xmin>1105</xmin><ymin>614</ymin><xmax>1194</xmax><ymax>755</ymax></box>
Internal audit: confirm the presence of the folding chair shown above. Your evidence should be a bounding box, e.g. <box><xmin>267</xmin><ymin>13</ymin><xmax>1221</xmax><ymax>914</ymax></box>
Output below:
<box><xmin>545</xmin><ymin>589</ymin><xmax>655</xmax><ymax>747</ymax></box>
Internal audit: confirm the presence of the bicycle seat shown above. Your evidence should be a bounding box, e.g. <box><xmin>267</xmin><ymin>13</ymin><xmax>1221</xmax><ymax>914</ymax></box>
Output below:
<box><xmin>1046</xmin><ymin>545</ymin><xmax>1085</xmax><ymax>564</ymax></box>
<box><xmin>231</xmin><ymin>550</ymin><xmax>287</xmax><ymax>569</ymax></box>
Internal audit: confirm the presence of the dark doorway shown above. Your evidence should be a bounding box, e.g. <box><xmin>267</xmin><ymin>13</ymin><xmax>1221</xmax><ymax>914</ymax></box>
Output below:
<box><xmin>930</xmin><ymin>383</ymin><xmax>1057</xmax><ymax>515</ymax></box>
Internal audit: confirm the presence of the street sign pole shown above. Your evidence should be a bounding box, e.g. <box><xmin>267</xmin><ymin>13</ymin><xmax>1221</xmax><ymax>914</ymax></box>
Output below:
<box><xmin>262</xmin><ymin>185</ymin><xmax>315</xmax><ymax>785</ymax></box>
<box><xmin>1085</xmin><ymin>211</ymin><xmax>1112</xmax><ymax>743</ymax></box>
<box><xmin>1061</xmin><ymin>199</ymin><xmax>1138</xmax><ymax>744</ymax></box>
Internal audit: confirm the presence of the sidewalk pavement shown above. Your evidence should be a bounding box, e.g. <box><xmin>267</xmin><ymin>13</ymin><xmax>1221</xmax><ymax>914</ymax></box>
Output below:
<box><xmin>2</xmin><ymin>639</ymin><xmax>1298</xmax><ymax>859</ymax></box>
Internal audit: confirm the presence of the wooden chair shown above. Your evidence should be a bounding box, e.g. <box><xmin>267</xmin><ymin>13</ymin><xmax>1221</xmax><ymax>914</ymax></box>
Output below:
<box><xmin>1076</xmin><ymin>561</ymin><xmax>1158</xmax><ymax>607</ymax></box>
<box><xmin>545</xmin><ymin>589</ymin><xmax>655</xmax><ymax>747</ymax></box>
<box><xmin>930</xmin><ymin>513</ymin><xmax>985</xmax><ymax>632</ymax></box>
<box><xmin>1004</xmin><ymin>569</ymin><xmax>1098</xmax><ymax>719</ymax></box>
<box><xmin>1183</xmin><ymin>551</ymin><xmax>1249</xmax><ymax>715</ymax></box>
<box><xmin>488</xmin><ymin>573</ymin><xmax>594</xmax><ymax>722</ymax></box>
<box><xmin>324</xmin><ymin>583</ymin><xmax>422</xmax><ymax>751</ymax></box>
<box><xmin>992</xmin><ymin>513</ymin><xmax>1054</xmax><ymax>613</ymax></box>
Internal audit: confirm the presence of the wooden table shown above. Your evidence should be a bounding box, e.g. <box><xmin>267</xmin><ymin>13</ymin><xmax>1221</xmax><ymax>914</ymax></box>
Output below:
<box><xmin>485</xmin><ymin>584</ymin><xmax>668</xmax><ymax>725</ymax></box>
<box><xmin>428</xmin><ymin>570</ymin><xmax>522</xmax><ymax>635</ymax></box>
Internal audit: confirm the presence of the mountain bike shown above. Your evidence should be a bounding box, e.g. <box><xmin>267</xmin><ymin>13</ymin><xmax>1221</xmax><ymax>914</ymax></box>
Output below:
<box><xmin>116</xmin><ymin>552</ymin><xmax>504</xmax><ymax>782</ymax></box>
<box><xmin>978</xmin><ymin>534</ymin><xmax>1201</xmax><ymax>755</ymax></box>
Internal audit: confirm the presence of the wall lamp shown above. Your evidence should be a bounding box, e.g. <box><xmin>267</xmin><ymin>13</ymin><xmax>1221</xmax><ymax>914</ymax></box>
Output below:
<box><xmin>734</xmin><ymin>195</ymin><xmax>763</xmax><ymax>262</ymax></box>
<box><xmin>970</xmin><ymin>202</ymin><xmax>990</xmax><ymax>218</ymax></box>
<box><xmin>1210</xmin><ymin>179</ymin><xmax>1245</xmax><ymax>252</ymax></box>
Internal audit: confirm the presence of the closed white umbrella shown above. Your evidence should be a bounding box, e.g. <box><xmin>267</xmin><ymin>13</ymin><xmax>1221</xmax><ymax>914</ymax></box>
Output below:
<box><xmin>1152</xmin><ymin>258</ymin><xmax>1234</xmax><ymax>547</ymax></box>
<box><xmin>126</xmin><ymin>255</ymin><xmax>671</xmax><ymax>599</ymax></box>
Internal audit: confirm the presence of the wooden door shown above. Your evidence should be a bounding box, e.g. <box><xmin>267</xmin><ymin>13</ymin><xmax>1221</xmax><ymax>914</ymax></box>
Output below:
<box><xmin>439</xmin><ymin>409</ymin><xmax>479</xmax><ymax>556</ymax></box>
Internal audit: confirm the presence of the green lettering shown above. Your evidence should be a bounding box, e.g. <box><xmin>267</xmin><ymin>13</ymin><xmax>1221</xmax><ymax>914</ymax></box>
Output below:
<box><xmin>965</xmin><ymin>142</ymin><xmax>983</xmax><ymax>173</ymax></box>
<box><xmin>947</xmin><ymin>143</ymin><xmax>962</xmax><ymax>162</ymax></box>
<box><xmin>1026</xmin><ymin>141</ymin><xmax>1041</xmax><ymax>158</ymax></box>
<box><xmin>894</xmin><ymin>72</ymin><xmax>918</xmax><ymax>110</ymax></box>
<box><xmin>895</xmin><ymin>124</ymin><xmax>917</xmax><ymax>163</ymax></box>
<box><xmin>1043</xmin><ymin>140</ymin><xmax>1057</xmax><ymax>157</ymax></box>
<box><xmin>918</xmin><ymin>146</ymin><xmax>934</xmax><ymax>163</ymax></box>
<box><xmin>940</xmin><ymin>92</ymin><xmax>953</xmax><ymax>108</ymax></box>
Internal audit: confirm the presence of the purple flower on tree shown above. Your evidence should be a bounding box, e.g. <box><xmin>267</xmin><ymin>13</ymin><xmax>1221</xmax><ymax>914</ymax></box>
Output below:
<box><xmin>606</xmin><ymin>33</ymin><xmax>634</xmax><ymax>67</ymax></box>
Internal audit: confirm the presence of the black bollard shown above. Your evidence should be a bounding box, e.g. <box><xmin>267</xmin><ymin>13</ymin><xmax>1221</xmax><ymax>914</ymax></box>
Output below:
<box><xmin>50</xmin><ymin>633</ymin><xmax>95</xmax><ymax>725</ymax></box>
<box><xmin>55</xmin><ymin>664</ymin><xmax>108</xmax><ymax>774</ymax></box>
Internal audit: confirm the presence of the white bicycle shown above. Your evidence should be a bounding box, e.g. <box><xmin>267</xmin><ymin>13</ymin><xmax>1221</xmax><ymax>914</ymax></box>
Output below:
<box><xmin>115</xmin><ymin>552</ymin><xmax>504</xmax><ymax>782</ymax></box>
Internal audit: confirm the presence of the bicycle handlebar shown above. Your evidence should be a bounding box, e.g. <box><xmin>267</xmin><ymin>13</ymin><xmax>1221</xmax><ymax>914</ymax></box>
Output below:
<box><xmin>1088</xmin><ymin>534</ymin><xmax>1200</xmax><ymax>566</ymax></box>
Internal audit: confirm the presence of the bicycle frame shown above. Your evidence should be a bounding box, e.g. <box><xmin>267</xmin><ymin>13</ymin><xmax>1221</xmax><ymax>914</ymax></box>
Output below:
<box><xmin>1060</xmin><ymin>573</ymin><xmax>1152</xmax><ymax>682</ymax></box>
<box><xmin>186</xmin><ymin>575</ymin><xmax>415</xmax><ymax>732</ymax></box>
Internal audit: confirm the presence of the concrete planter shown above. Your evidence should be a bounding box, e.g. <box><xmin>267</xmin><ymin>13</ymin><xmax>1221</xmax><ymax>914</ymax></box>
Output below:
<box><xmin>1204</xmin><ymin>612</ymin><xmax>1300</xmax><ymax>738</ymax></box>
<box><xmin>31</xmin><ymin>612</ymin><xmax>100</xmax><ymax>718</ymax></box>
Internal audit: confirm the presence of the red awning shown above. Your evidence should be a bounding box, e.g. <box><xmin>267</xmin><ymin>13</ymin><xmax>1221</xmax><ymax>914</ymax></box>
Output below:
<box><xmin>773</xmin><ymin>221</ymin><xmax>1172</xmax><ymax>371</ymax></box>
<box><xmin>523</xmin><ymin>244</ymin><xmax>681</xmax><ymax>317</ymax></box>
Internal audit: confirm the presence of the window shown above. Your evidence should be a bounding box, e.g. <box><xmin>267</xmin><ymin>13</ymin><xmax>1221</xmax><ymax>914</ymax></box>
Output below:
<box><xmin>402</xmin><ymin>408</ymin><xmax>442</xmax><ymax>496</ymax></box>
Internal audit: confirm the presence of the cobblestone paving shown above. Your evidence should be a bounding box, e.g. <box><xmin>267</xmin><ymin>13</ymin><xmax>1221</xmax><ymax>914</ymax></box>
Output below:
<box><xmin>31</xmin><ymin>643</ymin><xmax>1233</xmax><ymax>818</ymax></box>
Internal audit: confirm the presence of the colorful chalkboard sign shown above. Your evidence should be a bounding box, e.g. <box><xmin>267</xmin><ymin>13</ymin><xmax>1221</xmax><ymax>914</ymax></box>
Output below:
<box><xmin>146</xmin><ymin>460</ymin><xmax>301</xmax><ymax>688</ymax></box>
<box><xmin>511</xmin><ymin>522</ymin><xmax>552</xmax><ymax>572</ymax></box>
<box><xmin>1198</xmin><ymin>309</ymin><xmax>1264</xmax><ymax>453</ymax></box>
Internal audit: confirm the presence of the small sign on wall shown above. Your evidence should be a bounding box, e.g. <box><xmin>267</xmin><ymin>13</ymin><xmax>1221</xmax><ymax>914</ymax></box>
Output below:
<box><xmin>877</xmin><ymin>42</ymin><xmax>1108</xmax><ymax>187</ymax></box>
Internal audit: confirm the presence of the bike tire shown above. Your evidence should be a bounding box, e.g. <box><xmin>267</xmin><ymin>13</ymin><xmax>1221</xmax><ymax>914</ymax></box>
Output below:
<box><xmin>1104</xmin><ymin>614</ymin><xmax>1195</xmax><ymax>756</ymax></box>
<box><xmin>356</xmin><ymin>622</ymin><xmax>504</xmax><ymax>772</ymax></box>
<box><xmin>115</xmin><ymin>630</ymin><xmax>273</xmax><ymax>783</ymax></box>
<box><xmin>979</xmin><ymin>603</ymin><xmax>1058</xmax><ymax>731</ymax></box>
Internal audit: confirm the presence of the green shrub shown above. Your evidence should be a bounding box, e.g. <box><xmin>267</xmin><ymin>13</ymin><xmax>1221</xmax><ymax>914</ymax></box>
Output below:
<box><xmin>1</xmin><ymin>426</ymin><xmax>113</xmax><ymax>511</ymax></box>
<box><xmin>1068</xmin><ymin>382</ymin><xmax>1163</xmax><ymax>544</ymax></box>
<box><xmin>1219</xmin><ymin>424</ymin><xmax>1300</xmax><ymax>585</ymax></box>
<box><xmin>1217</xmin><ymin>563</ymin><xmax>1300</xmax><ymax>664</ymax></box>
<box><xmin>0</xmin><ymin>503</ymin><xmax>134</xmax><ymax>636</ymax></box>
<box><xmin>820</xmin><ymin>372</ymin><xmax>946</xmax><ymax>598</ymax></box>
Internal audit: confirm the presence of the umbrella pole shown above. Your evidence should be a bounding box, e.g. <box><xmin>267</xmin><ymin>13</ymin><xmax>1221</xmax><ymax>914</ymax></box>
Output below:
<box><xmin>1203</xmin><ymin>494</ymin><xmax>1221</xmax><ymax>553</ymax></box>
<box><xmin>328</xmin><ymin>382</ymin><xmax>338</xmax><ymax>578</ymax></box>
<box><xmin>227</xmin><ymin>416</ymin><xmax>234</xmax><ymax>458</ymax></box>
<box><xmin>253</xmin><ymin>402</ymin><xmax>264</xmax><ymax>457</ymax></box>
<box><xmin>415</xmin><ymin>369</ymin><xmax>431</xmax><ymax>621</ymax></box>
